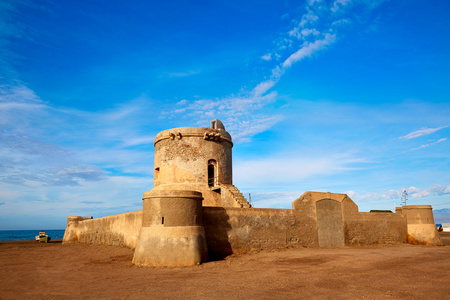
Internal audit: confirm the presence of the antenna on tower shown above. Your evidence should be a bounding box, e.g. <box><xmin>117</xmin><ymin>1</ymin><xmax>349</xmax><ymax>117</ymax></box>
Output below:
<box><xmin>401</xmin><ymin>190</ymin><xmax>408</xmax><ymax>206</ymax></box>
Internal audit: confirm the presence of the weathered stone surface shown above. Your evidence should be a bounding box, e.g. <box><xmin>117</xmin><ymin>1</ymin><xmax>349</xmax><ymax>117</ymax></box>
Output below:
<box><xmin>133</xmin><ymin>226</ymin><xmax>208</xmax><ymax>267</ymax></box>
<box><xmin>401</xmin><ymin>205</ymin><xmax>442</xmax><ymax>245</ymax></box>
<box><xmin>293</xmin><ymin>191</ymin><xmax>408</xmax><ymax>246</ymax></box>
<box><xmin>153</xmin><ymin>121</ymin><xmax>250</xmax><ymax>208</ymax></box>
<box><xmin>62</xmin><ymin>212</ymin><xmax>141</xmax><ymax>248</ymax></box>
<box><xmin>62</xmin><ymin>120</ymin><xmax>442</xmax><ymax>268</ymax></box>
<box><xmin>133</xmin><ymin>189</ymin><xmax>208</xmax><ymax>267</ymax></box>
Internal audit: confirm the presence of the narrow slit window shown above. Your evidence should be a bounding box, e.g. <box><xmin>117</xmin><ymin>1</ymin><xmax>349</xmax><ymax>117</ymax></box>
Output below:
<box><xmin>208</xmin><ymin>159</ymin><xmax>217</xmax><ymax>187</ymax></box>
<box><xmin>208</xmin><ymin>164</ymin><xmax>215</xmax><ymax>187</ymax></box>
<box><xmin>162</xmin><ymin>216</ymin><xmax>164</xmax><ymax>225</ymax></box>
<box><xmin>154</xmin><ymin>167</ymin><xmax>160</xmax><ymax>181</ymax></box>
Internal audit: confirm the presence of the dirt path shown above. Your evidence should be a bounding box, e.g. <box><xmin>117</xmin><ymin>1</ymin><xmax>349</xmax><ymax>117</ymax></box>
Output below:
<box><xmin>1</xmin><ymin>236</ymin><xmax>449</xmax><ymax>299</ymax></box>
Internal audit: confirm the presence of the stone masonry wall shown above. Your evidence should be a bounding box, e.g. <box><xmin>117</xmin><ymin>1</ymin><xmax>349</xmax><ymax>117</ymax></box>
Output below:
<box><xmin>73</xmin><ymin>211</ymin><xmax>142</xmax><ymax>249</ymax></box>
<box><xmin>344</xmin><ymin>212</ymin><xmax>407</xmax><ymax>245</ymax></box>
<box><xmin>202</xmin><ymin>207</ymin><xmax>318</xmax><ymax>257</ymax></box>
<box><xmin>64</xmin><ymin>202</ymin><xmax>408</xmax><ymax>253</ymax></box>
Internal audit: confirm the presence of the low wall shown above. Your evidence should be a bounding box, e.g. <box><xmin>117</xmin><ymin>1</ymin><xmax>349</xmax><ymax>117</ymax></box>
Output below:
<box><xmin>344</xmin><ymin>212</ymin><xmax>407</xmax><ymax>245</ymax></box>
<box><xmin>203</xmin><ymin>207</ymin><xmax>317</xmax><ymax>257</ymax></box>
<box><xmin>63</xmin><ymin>194</ymin><xmax>417</xmax><ymax>256</ymax></box>
<box><xmin>63</xmin><ymin>211</ymin><xmax>142</xmax><ymax>249</ymax></box>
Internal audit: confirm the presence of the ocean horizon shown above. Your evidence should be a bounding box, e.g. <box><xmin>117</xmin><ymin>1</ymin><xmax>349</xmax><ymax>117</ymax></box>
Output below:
<box><xmin>0</xmin><ymin>229</ymin><xmax>66</xmax><ymax>241</ymax></box>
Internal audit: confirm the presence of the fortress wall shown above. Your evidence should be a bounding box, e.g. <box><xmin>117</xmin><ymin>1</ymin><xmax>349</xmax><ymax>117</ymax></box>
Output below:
<box><xmin>203</xmin><ymin>207</ymin><xmax>317</xmax><ymax>256</ymax></box>
<box><xmin>344</xmin><ymin>212</ymin><xmax>407</xmax><ymax>245</ymax></box>
<box><xmin>70</xmin><ymin>211</ymin><xmax>143</xmax><ymax>249</ymax></box>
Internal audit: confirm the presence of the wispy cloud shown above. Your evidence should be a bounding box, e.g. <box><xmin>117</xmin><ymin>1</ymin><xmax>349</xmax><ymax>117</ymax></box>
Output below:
<box><xmin>410</xmin><ymin>137</ymin><xmax>447</xmax><ymax>151</ymax></box>
<box><xmin>235</xmin><ymin>151</ymin><xmax>366</xmax><ymax>187</ymax></box>
<box><xmin>346</xmin><ymin>184</ymin><xmax>450</xmax><ymax>203</ymax></box>
<box><xmin>331</xmin><ymin>0</ymin><xmax>353</xmax><ymax>13</ymax></box>
<box><xmin>169</xmin><ymin>0</ymin><xmax>385</xmax><ymax>142</ymax></box>
<box><xmin>399</xmin><ymin>126</ymin><xmax>449</xmax><ymax>140</ymax></box>
<box><xmin>282</xmin><ymin>33</ymin><xmax>336</xmax><ymax>68</ymax></box>
<box><xmin>0</xmin><ymin>82</ymin><xmax>158</xmax><ymax>188</ymax></box>
<box><xmin>162</xmin><ymin>90</ymin><xmax>281</xmax><ymax>143</ymax></box>
<box><xmin>261</xmin><ymin>53</ymin><xmax>272</xmax><ymax>61</ymax></box>
<box><xmin>250</xmin><ymin>191</ymin><xmax>302</xmax><ymax>208</ymax></box>
<box><xmin>164</xmin><ymin>70</ymin><xmax>201</xmax><ymax>78</ymax></box>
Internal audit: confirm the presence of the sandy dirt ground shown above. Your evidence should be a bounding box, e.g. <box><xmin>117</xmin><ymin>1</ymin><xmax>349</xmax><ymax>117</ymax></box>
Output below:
<box><xmin>1</xmin><ymin>233</ymin><xmax>449</xmax><ymax>299</ymax></box>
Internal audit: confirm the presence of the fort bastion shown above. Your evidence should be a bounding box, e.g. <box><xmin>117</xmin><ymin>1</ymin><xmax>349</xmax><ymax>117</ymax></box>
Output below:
<box><xmin>63</xmin><ymin>119</ymin><xmax>442</xmax><ymax>267</ymax></box>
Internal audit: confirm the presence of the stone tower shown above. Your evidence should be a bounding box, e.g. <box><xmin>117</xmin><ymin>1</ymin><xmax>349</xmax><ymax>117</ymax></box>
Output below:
<box><xmin>133</xmin><ymin>119</ymin><xmax>250</xmax><ymax>267</ymax></box>
<box><xmin>152</xmin><ymin>119</ymin><xmax>251</xmax><ymax>208</ymax></box>
<box><xmin>132</xmin><ymin>189</ymin><xmax>208</xmax><ymax>266</ymax></box>
<box><xmin>399</xmin><ymin>205</ymin><xmax>442</xmax><ymax>245</ymax></box>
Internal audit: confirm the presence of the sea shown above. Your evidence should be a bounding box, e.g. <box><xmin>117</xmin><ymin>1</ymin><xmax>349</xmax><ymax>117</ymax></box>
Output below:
<box><xmin>0</xmin><ymin>229</ymin><xmax>66</xmax><ymax>241</ymax></box>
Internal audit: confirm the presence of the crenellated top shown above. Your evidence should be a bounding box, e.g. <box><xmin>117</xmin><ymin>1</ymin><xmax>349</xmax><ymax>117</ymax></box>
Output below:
<box><xmin>154</xmin><ymin>121</ymin><xmax>233</xmax><ymax>146</ymax></box>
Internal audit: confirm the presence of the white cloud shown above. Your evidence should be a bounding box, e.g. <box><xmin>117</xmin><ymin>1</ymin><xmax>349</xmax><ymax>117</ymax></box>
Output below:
<box><xmin>167</xmin><ymin>1</ymin><xmax>387</xmax><ymax>144</ymax></box>
<box><xmin>235</xmin><ymin>152</ymin><xmax>365</xmax><ymax>187</ymax></box>
<box><xmin>301</xmin><ymin>28</ymin><xmax>320</xmax><ymax>37</ymax></box>
<box><xmin>308</xmin><ymin>0</ymin><xmax>322</xmax><ymax>5</ymax></box>
<box><xmin>165</xmin><ymin>70</ymin><xmax>200</xmax><ymax>77</ymax></box>
<box><xmin>250</xmin><ymin>191</ymin><xmax>302</xmax><ymax>208</ymax></box>
<box><xmin>252</xmin><ymin>80</ymin><xmax>277</xmax><ymax>97</ymax></box>
<box><xmin>331</xmin><ymin>0</ymin><xmax>353</xmax><ymax>13</ymax></box>
<box><xmin>332</xmin><ymin>19</ymin><xmax>350</xmax><ymax>26</ymax></box>
<box><xmin>0</xmin><ymin>175</ymin><xmax>148</xmax><ymax>227</ymax></box>
<box><xmin>289</xmin><ymin>28</ymin><xmax>320</xmax><ymax>39</ymax></box>
<box><xmin>0</xmin><ymin>82</ymin><xmax>159</xmax><ymax>188</ymax></box>
<box><xmin>261</xmin><ymin>53</ymin><xmax>272</xmax><ymax>61</ymax></box>
<box><xmin>231</xmin><ymin>115</ymin><xmax>282</xmax><ymax>143</ymax></box>
<box><xmin>282</xmin><ymin>33</ymin><xmax>336</xmax><ymax>68</ymax></box>
<box><xmin>410</xmin><ymin>144</ymin><xmax>429</xmax><ymax>151</ymax></box>
<box><xmin>346</xmin><ymin>185</ymin><xmax>450</xmax><ymax>203</ymax></box>
<box><xmin>298</xmin><ymin>10</ymin><xmax>319</xmax><ymax>28</ymax></box>
<box><xmin>0</xmin><ymin>188</ymin><xmax>19</xmax><ymax>200</ymax></box>
<box><xmin>399</xmin><ymin>126</ymin><xmax>448</xmax><ymax>140</ymax></box>
<box><xmin>409</xmin><ymin>136</ymin><xmax>447</xmax><ymax>151</ymax></box>
<box><xmin>167</xmin><ymin>90</ymin><xmax>281</xmax><ymax>143</ymax></box>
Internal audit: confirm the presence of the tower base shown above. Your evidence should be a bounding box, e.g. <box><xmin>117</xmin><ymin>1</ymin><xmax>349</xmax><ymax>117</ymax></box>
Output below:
<box><xmin>133</xmin><ymin>226</ymin><xmax>208</xmax><ymax>267</ymax></box>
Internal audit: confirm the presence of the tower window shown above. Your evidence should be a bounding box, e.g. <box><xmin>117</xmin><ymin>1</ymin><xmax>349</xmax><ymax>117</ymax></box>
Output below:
<box><xmin>154</xmin><ymin>167</ymin><xmax>160</xmax><ymax>181</ymax></box>
<box><xmin>208</xmin><ymin>159</ymin><xmax>217</xmax><ymax>187</ymax></box>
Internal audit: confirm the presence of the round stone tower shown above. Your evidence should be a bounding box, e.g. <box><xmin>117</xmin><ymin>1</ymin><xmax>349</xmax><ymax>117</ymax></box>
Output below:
<box><xmin>401</xmin><ymin>205</ymin><xmax>442</xmax><ymax>245</ymax></box>
<box><xmin>133</xmin><ymin>190</ymin><xmax>208</xmax><ymax>266</ymax></box>
<box><xmin>133</xmin><ymin>119</ymin><xmax>250</xmax><ymax>267</ymax></box>
<box><xmin>152</xmin><ymin>119</ymin><xmax>250</xmax><ymax>208</ymax></box>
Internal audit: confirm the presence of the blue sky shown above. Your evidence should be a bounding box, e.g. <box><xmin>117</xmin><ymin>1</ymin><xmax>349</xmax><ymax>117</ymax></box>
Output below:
<box><xmin>1</xmin><ymin>0</ymin><xmax>449</xmax><ymax>229</ymax></box>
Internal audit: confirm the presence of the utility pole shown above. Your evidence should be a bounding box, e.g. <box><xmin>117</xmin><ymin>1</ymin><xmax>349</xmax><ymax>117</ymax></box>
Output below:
<box><xmin>401</xmin><ymin>190</ymin><xmax>408</xmax><ymax>206</ymax></box>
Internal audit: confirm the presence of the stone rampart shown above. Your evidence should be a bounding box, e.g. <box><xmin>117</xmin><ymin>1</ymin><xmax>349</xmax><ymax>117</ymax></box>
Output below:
<box><xmin>203</xmin><ymin>207</ymin><xmax>304</xmax><ymax>256</ymax></box>
<box><xmin>63</xmin><ymin>191</ymin><xmax>439</xmax><ymax>266</ymax></box>
<box><xmin>63</xmin><ymin>211</ymin><xmax>142</xmax><ymax>249</ymax></box>
<box><xmin>344</xmin><ymin>212</ymin><xmax>407</xmax><ymax>245</ymax></box>
<box><xmin>63</xmin><ymin>194</ymin><xmax>409</xmax><ymax>255</ymax></box>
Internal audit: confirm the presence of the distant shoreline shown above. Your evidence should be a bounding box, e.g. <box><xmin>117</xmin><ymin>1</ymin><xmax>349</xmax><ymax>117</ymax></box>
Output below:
<box><xmin>0</xmin><ymin>229</ymin><xmax>65</xmax><ymax>242</ymax></box>
<box><xmin>0</xmin><ymin>239</ymin><xmax>63</xmax><ymax>243</ymax></box>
